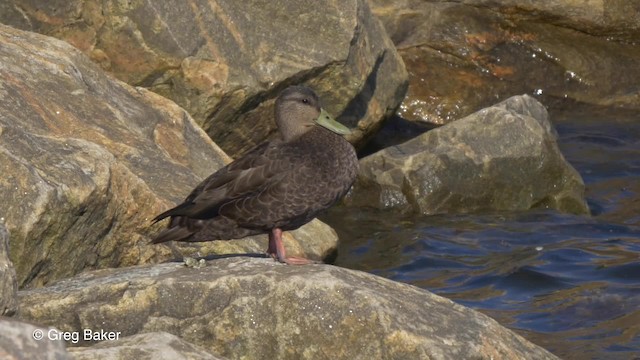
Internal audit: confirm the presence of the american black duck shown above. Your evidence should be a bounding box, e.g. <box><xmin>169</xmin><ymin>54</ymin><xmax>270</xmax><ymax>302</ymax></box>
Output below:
<box><xmin>152</xmin><ymin>85</ymin><xmax>358</xmax><ymax>264</ymax></box>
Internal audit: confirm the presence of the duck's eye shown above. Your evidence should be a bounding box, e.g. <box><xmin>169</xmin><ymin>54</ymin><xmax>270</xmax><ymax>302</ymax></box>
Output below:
<box><xmin>301</xmin><ymin>98</ymin><xmax>309</xmax><ymax>104</ymax></box>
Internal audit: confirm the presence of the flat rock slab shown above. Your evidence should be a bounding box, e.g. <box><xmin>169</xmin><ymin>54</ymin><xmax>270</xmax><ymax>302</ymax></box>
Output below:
<box><xmin>348</xmin><ymin>95</ymin><xmax>589</xmax><ymax>215</ymax></box>
<box><xmin>19</xmin><ymin>258</ymin><xmax>558</xmax><ymax>360</ymax></box>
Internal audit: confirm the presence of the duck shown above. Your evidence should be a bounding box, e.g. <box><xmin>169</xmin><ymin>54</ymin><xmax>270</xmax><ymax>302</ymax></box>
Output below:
<box><xmin>152</xmin><ymin>85</ymin><xmax>358</xmax><ymax>264</ymax></box>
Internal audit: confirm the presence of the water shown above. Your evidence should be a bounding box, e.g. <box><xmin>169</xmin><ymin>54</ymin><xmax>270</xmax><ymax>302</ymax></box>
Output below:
<box><xmin>322</xmin><ymin>107</ymin><xmax>640</xmax><ymax>359</ymax></box>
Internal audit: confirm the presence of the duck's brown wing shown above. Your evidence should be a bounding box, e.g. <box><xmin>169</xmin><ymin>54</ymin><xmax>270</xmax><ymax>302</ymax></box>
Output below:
<box><xmin>217</xmin><ymin>160</ymin><xmax>316</xmax><ymax>230</ymax></box>
<box><xmin>217</xmin><ymin>138</ymin><xmax>343</xmax><ymax>231</ymax></box>
<box><xmin>152</xmin><ymin>141</ymin><xmax>291</xmax><ymax>222</ymax></box>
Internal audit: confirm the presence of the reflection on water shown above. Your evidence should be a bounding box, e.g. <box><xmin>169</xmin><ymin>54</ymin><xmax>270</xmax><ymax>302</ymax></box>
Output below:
<box><xmin>324</xmin><ymin>208</ymin><xmax>640</xmax><ymax>359</ymax></box>
<box><xmin>322</xmin><ymin>109</ymin><xmax>640</xmax><ymax>359</ymax></box>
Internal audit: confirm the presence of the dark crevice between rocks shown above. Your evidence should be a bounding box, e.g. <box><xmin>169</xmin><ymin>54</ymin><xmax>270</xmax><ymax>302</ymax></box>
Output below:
<box><xmin>203</xmin><ymin>88</ymin><xmax>247</xmax><ymax>124</ymax></box>
<box><xmin>137</xmin><ymin>65</ymin><xmax>182</xmax><ymax>88</ymax></box>
<box><xmin>163</xmin><ymin>252</ymin><xmax>269</xmax><ymax>264</ymax></box>
<box><xmin>21</xmin><ymin>259</ymin><xmax>49</xmax><ymax>288</ymax></box>
<box><xmin>322</xmin><ymin>246</ymin><xmax>338</xmax><ymax>264</ymax></box>
<box><xmin>338</xmin><ymin>49</ymin><xmax>386</xmax><ymax>129</ymax></box>
<box><xmin>358</xmin><ymin>115</ymin><xmax>440</xmax><ymax>158</ymax></box>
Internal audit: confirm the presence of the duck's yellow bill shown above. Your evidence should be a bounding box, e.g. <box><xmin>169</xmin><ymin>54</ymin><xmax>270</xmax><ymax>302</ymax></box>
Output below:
<box><xmin>315</xmin><ymin>108</ymin><xmax>351</xmax><ymax>135</ymax></box>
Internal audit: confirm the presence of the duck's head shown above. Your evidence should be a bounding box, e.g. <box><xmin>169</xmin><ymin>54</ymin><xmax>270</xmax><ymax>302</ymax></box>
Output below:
<box><xmin>275</xmin><ymin>85</ymin><xmax>351</xmax><ymax>142</ymax></box>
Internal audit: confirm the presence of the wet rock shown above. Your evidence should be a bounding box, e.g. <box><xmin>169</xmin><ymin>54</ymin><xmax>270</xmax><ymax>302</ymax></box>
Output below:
<box><xmin>347</xmin><ymin>95</ymin><xmax>589</xmax><ymax>215</ymax></box>
<box><xmin>0</xmin><ymin>24</ymin><xmax>337</xmax><ymax>289</ymax></box>
<box><xmin>0</xmin><ymin>318</ymin><xmax>72</xmax><ymax>360</ymax></box>
<box><xmin>0</xmin><ymin>0</ymin><xmax>408</xmax><ymax>156</ymax></box>
<box><xmin>369</xmin><ymin>0</ymin><xmax>640</xmax><ymax>124</ymax></box>
<box><xmin>68</xmin><ymin>332</ymin><xmax>226</xmax><ymax>360</ymax></box>
<box><xmin>0</xmin><ymin>225</ymin><xmax>18</xmax><ymax>316</ymax></box>
<box><xmin>18</xmin><ymin>258</ymin><xmax>558</xmax><ymax>360</ymax></box>
<box><xmin>455</xmin><ymin>0</ymin><xmax>640</xmax><ymax>38</ymax></box>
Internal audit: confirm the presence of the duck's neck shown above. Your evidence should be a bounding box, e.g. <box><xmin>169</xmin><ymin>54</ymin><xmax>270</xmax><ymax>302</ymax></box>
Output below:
<box><xmin>280</xmin><ymin>126</ymin><xmax>313</xmax><ymax>142</ymax></box>
<box><xmin>291</xmin><ymin>126</ymin><xmax>351</xmax><ymax>151</ymax></box>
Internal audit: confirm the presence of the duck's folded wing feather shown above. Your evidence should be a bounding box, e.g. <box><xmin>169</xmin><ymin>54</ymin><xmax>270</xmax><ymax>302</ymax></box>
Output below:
<box><xmin>217</xmin><ymin>157</ymin><xmax>318</xmax><ymax>229</ymax></box>
<box><xmin>153</xmin><ymin>142</ymin><xmax>291</xmax><ymax>221</ymax></box>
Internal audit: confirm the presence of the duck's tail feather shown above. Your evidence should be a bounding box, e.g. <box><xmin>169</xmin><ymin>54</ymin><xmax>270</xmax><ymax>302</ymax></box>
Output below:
<box><xmin>152</xmin><ymin>202</ymin><xmax>194</xmax><ymax>224</ymax></box>
<box><xmin>151</xmin><ymin>226</ymin><xmax>194</xmax><ymax>244</ymax></box>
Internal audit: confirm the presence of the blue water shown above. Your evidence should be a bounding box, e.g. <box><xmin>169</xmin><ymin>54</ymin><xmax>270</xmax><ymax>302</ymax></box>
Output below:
<box><xmin>323</xmin><ymin>110</ymin><xmax>640</xmax><ymax>359</ymax></box>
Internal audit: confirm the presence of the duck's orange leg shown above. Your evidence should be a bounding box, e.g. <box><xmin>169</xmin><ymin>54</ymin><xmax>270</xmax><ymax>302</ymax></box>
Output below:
<box><xmin>267</xmin><ymin>228</ymin><xmax>320</xmax><ymax>265</ymax></box>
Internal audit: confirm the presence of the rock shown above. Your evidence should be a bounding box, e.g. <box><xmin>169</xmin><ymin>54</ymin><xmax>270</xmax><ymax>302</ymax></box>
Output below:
<box><xmin>456</xmin><ymin>0</ymin><xmax>640</xmax><ymax>38</ymax></box>
<box><xmin>0</xmin><ymin>0</ymin><xmax>408</xmax><ymax>156</ymax></box>
<box><xmin>369</xmin><ymin>0</ymin><xmax>640</xmax><ymax>124</ymax></box>
<box><xmin>18</xmin><ymin>258</ymin><xmax>558</xmax><ymax>360</ymax></box>
<box><xmin>0</xmin><ymin>317</ymin><xmax>72</xmax><ymax>360</ymax></box>
<box><xmin>68</xmin><ymin>332</ymin><xmax>226</xmax><ymax>360</ymax></box>
<box><xmin>347</xmin><ymin>95</ymin><xmax>589</xmax><ymax>215</ymax></box>
<box><xmin>0</xmin><ymin>24</ymin><xmax>337</xmax><ymax>289</ymax></box>
<box><xmin>0</xmin><ymin>225</ymin><xmax>17</xmax><ymax>316</ymax></box>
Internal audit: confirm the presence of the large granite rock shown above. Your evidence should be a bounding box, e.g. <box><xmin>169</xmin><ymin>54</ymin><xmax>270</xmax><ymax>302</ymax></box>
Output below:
<box><xmin>68</xmin><ymin>332</ymin><xmax>226</xmax><ymax>360</ymax></box>
<box><xmin>0</xmin><ymin>317</ymin><xmax>72</xmax><ymax>360</ymax></box>
<box><xmin>0</xmin><ymin>0</ymin><xmax>408</xmax><ymax>156</ymax></box>
<box><xmin>369</xmin><ymin>0</ymin><xmax>640</xmax><ymax>124</ymax></box>
<box><xmin>0</xmin><ymin>24</ymin><xmax>337</xmax><ymax>289</ymax></box>
<box><xmin>18</xmin><ymin>258</ymin><xmax>559</xmax><ymax>360</ymax></box>
<box><xmin>347</xmin><ymin>95</ymin><xmax>589</xmax><ymax>215</ymax></box>
<box><xmin>0</xmin><ymin>225</ymin><xmax>17</xmax><ymax>316</ymax></box>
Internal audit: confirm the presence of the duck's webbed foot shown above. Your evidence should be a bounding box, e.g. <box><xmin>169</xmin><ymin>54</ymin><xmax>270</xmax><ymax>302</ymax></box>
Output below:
<box><xmin>267</xmin><ymin>228</ymin><xmax>321</xmax><ymax>265</ymax></box>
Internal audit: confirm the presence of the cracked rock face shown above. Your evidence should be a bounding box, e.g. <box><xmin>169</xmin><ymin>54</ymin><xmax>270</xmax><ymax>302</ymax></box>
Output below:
<box><xmin>0</xmin><ymin>0</ymin><xmax>408</xmax><ymax>156</ymax></box>
<box><xmin>18</xmin><ymin>257</ymin><xmax>559</xmax><ymax>360</ymax></box>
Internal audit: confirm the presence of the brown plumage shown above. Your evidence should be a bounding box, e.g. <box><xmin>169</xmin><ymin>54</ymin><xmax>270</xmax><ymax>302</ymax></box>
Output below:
<box><xmin>152</xmin><ymin>85</ymin><xmax>358</xmax><ymax>264</ymax></box>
